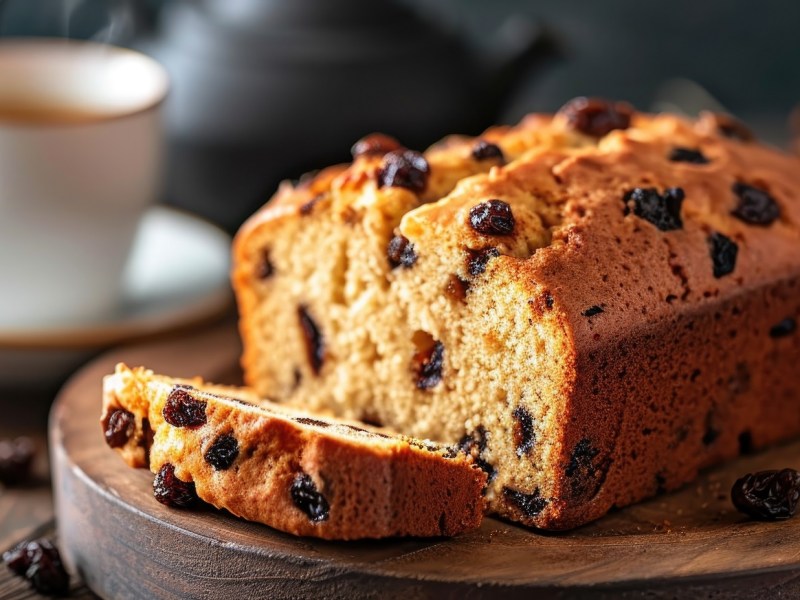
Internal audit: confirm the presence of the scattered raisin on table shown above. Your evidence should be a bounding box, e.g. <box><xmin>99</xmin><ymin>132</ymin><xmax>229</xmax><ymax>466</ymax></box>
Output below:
<box><xmin>469</xmin><ymin>199</ymin><xmax>516</xmax><ymax>236</ymax></box>
<box><xmin>668</xmin><ymin>147</ymin><xmax>709</xmax><ymax>164</ymax></box>
<box><xmin>153</xmin><ymin>463</ymin><xmax>198</xmax><ymax>508</ymax></box>
<box><xmin>623</xmin><ymin>187</ymin><xmax>684</xmax><ymax>231</ymax></box>
<box><xmin>387</xmin><ymin>235</ymin><xmax>418</xmax><ymax>269</ymax></box>
<box><xmin>163</xmin><ymin>387</ymin><xmax>207</xmax><ymax>429</ymax></box>
<box><xmin>557</xmin><ymin>97</ymin><xmax>633</xmax><ymax>137</ymax></box>
<box><xmin>3</xmin><ymin>538</ymin><xmax>70</xmax><ymax>596</ymax></box>
<box><xmin>471</xmin><ymin>139</ymin><xmax>505</xmax><ymax>162</ymax></box>
<box><xmin>102</xmin><ymin>408</ymin><xmax>135</xmax><ymax>448</ymax></box>
<box><xmin>731</xmin><ymin>468</ymin><xmax>800</xmax><ymax>520</ymax></box>
<box><xmin>378</xmin><ymin>149</ymin><xmax>430</xmax><ymax>193</ymax></box>
<box><xmin>731</xmin><ymin>182</ymin><xmax>780</xmax><ymax>226</ymax></box>
<box><xmin>351</xmin><ymin>133</ymin><xmax>401</xmax><ymax>159</ymax></box>
<box><xmin>0</xmin><ymin>436</ymin><xmax>35</xmax><ymax>486</ymax></box>
<box><xmin>204</xmin><ymin>434</ymin><xmax>240</xmax><ymax>471</ymax></box>
<box><xmin>291</xmin><ymin>473</ymin><xmax>330</xmax><ymax>523</ymax></box>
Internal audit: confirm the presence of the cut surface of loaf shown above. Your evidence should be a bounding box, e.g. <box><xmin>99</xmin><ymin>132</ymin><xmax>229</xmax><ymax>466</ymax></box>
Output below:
<box><xmin>232</xmin><ymin>98</ymin><xmax>800</xmax><ymax>530</ymax></box>
<box><xmin>101</xmin><ymin>364</ymin><xmax>487</xmax><ymax>540</ymax></box>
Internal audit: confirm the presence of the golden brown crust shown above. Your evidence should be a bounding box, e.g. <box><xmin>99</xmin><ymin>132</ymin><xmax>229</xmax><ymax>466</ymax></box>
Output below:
<box><xmin>232</xmin><ymin>102</ymin><xmax>800</xmax><ymax>530</ymax></box>
<box><xmin>102</xmin><ymin>364</ymin><xmax>486</xmax><ymax>539</ymax></box>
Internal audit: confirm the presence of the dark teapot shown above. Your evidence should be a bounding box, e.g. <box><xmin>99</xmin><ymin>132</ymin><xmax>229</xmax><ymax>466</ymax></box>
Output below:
<box><xmin>140</xmin><ymin>0</ymin><xmax>559</xmax><ymax>232</ymax></box>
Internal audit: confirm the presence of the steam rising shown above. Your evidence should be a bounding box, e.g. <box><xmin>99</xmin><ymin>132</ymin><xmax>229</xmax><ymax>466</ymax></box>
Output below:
<box><xmin>0</xmin><ymin>0</ymin><xmax>136</xmax><ymax>46</ymax></box>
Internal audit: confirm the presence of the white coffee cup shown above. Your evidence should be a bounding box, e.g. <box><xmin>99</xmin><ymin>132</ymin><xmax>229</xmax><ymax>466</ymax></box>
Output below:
<box><xmin>0</xmin><ymin>39</ymin><xmax>169</xmax><ymax>330</ymax></box>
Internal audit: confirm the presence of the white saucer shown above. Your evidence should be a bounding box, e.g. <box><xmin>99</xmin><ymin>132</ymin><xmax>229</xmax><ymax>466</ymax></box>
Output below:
<box><xmin>0</xmin><ymin>206</ymin><xmax>232</xmax><ymax>388</ymax></box>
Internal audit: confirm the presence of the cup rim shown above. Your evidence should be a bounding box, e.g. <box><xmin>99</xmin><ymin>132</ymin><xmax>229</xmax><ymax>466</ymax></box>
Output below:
<box><xmin>0</xmin><ymin>37</ymin><xmax>170</xmax><ymax>127</ymax></box>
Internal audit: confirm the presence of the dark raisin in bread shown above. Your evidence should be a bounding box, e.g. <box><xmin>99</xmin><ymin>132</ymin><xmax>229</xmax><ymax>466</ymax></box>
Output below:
<box><xmin>231</xmin><ymin>98</ymin><xmax>800</xmax><ymax>530</ymax></box>
<box><xmin>102</xmin><ymin>364</ymin><xmax>486</xmax><ymax>540</ymax></box>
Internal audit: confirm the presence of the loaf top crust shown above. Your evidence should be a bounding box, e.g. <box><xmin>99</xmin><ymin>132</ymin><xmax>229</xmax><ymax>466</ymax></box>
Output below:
<box><xmin>235</xmin><ymin>104</ymin><xmax>800</xmax><ymax>355</ymax></box>
<box><xmin>102</xmin><ymin>364</ymin><xmax>487</xmax><ymax>539</ymax></box>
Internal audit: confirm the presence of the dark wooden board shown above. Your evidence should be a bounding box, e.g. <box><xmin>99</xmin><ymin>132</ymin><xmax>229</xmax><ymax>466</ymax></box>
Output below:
<box><xmin>50</xmin><ymin>323</ymin><xmax>800</xmax><ymax>599</ymax></box>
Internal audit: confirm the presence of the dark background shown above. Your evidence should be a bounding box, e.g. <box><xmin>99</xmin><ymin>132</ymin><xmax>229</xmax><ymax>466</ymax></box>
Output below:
<box><xmin>1</xmin><ymin>0</ymin><xmax>798</xmax><ymax>231</ymax></box>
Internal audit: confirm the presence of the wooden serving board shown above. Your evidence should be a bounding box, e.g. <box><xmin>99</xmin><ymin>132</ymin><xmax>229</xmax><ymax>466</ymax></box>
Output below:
<box><xmin>50</xmin><ymin>323</ymin><xmax>800</xmax><ymax>599</ymax></box>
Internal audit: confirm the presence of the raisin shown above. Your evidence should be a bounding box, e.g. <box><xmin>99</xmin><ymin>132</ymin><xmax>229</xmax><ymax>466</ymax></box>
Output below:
<box><xmin>0</xmin><ymin>436</ymin><xmax>35</xmax><ymax>486</ymax></box>
<box><xmin>153</xmin><ymin>463</ymin><xmax>197</xmax><ymax>508</ymax></box>
<box><xmin>299</xmin><ymin>193</ymin><xmax>324</xmax><ymax>216</ymax></box>
<box><xmin>358</xmin><ymin>410</ymin><xmax>383</xmax><ymax>428</ymax></box>
<box><xmin>557</xmin><ymin>97</ymin><xmax>633</xmax><ymax>137</ymax></box>
<box><xmin>444</xmin><ymin>274</ymin><xmax>469</xmax><ymax>302</ymax></box>
<box><xmin>655</xmin><ymin>473</ymin><xmax>668</xmax><ymax>494</ymax></box>
<box><xmin>298</xmin><ymin>306</ymin><xmax>325</xmax><ymax>375</ymax></box>
<box><xmin>204</xmin><ymin>434</ymin><xmax>239</xmax><ymax>471</ymax></box>
<box><xmin>387</xmin><ymin>235</ymin><xmax>417</xmax><ymax>269</ymax></box>
<box><xmin>565</xmin><ymin>438</ymin><xmax>609</xmax><ymax>501</ymax></box>
<box><xmin>295</xmin><ymin>417</ymin><xmax>330</xmax><ymax>428</ymax></box>
<box><xmin>471</xmin><ymin>139</ymin><xmax>504</xmax><ymax>162</ymax></box>
<box><xmin>668</xmin><ymin>147</ymin><xmax>709</xmax><ymax>164</ymax></box>
<box><xmin>623</xmin><ymin>187</ymin><xmax>684</xmax><ymax>231</ymax></box>
<box><xmin>466</xmin><ymin>247</ymin><xmax>500</xmax><ymax>276</ymax></box>
<box><xmin>3</xmin><ymin>538</ymin><xmax>69</xmax><ymax>596</ymax></box>
<box><xmin>702</xmin><ymin>424</ymin><xmax>719</xmax><ymax>446</ymax></box>
<box><xmin>295</xmin><ymin>170</ymin><xmax>319</xmax><ymax>188</ymax></box>
<box><xmin>458</xmin><ymin>426</ymin><xmax>497</xmax><ymax>483</ymax></box>
<box><xmin>256</xmin><ymin>248</ymin><xmax>274</xmax><ymax>279</ymax></box>
<box><xmin>292</xmin><ymin>368</ymin><xmax>302</xmax><ymax>390</ymax></box>
<box><xmin>102</xmin><ymin>408</ymin><xmax>135</xmax><ymax>448</ymax></box>
<box><xmin>708</xmin><ymin>232</ymin><xmax>738</xmax><ymax>278</ymax></box>
<box><xmin>709</xmin><ymin>113</ymin><xmax>754</xmax><ymax>141</ymax></box>
<box><xmin>544</xmin><ymin>292</ymin><xmax>555</xmax><ymax>309</ymax></box>
<box><xmin>731</xmin><ymin>468</ymin><xmax>800</xmax><ymax>520</ymax></box>
<box><xmin>378</xmin><ymin>149</ymin><xmax>429</xmax><ymax>193</ymax></box>
<box><xmin>163</xmin><ymin>387</ymin><xmax>207</xmax><ymax>429</ymax></box>
<box><xmin>503</xmin><ymin>487</ymin><xmax>548</xmax><ymax>518</ymax></box>
<box><xmin>413</xmin><ymin>340</ymin><xmax>445</xmax><ymax>390</ymax></box>
<box><xmin>140</xmin><ymin>417</ymin><xmax>153</xmax><ymax>464</ymax></box>
<box><xmin>291</xmin><ymin>473</ymin><xmax>330</xmax><ymax>523</ymax></box>
<box><xmin>770</xmin><ymin>317</ymin><xmax>797</xmax><ymax>338</ymax></box>
<box><xmin>351</xmin><ymin>133</ymin><xmax>401</xmax><ymax>159</ymax></box>
<box><xmin>512</xmin><ymin>406</ymin><xmax>535</xmax><ymax>457</ymax></box>
<box><xmin>469</xmin><ymin>199</ymin><xmax>515</xmax><ymax>236</ymax></box>
<box><xmin>581</xmin><ymin>305</ymin><xmax>604</xmax><ymax>317</ymax></box>
<box><xmin>566</xmin><ymin>439</ymin><xmax>599</xmax><ymax>477</ymax></box>
<box><xmin>738</xmin><ymin>430</ymin><xmax>754</xmax><ymax>455</ymax></box>
<box><xmin>731</xmin><ymin>182</ymin><xmax>780</xmax><ymax>226</ymax></box>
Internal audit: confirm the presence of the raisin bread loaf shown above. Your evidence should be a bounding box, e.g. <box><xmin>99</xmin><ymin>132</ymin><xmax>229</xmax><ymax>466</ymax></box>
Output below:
<box><xmin>101</xmin><ymin>364</ymin><xmax>486</xmax><ymax>539</ymax></box>
<box><xmin>232</xmin><ymin>98</ymin><xmax>800</xmax><ymax>530</ymax></box>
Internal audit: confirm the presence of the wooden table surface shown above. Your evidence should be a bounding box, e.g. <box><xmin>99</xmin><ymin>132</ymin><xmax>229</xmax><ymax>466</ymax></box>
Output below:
<box><xmin>0</xmin><ymin>383</ymin><xmax>95</xmax><ymax>598</ymax></box>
